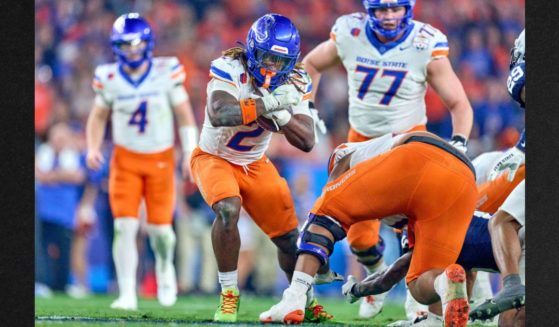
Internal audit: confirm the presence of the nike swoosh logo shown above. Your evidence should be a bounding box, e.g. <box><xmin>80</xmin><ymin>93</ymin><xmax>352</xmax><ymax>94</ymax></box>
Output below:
<box><xmin>400</xmin><ymin>45</ymin><xmax>411</xmax><ymax>50</ymax></box>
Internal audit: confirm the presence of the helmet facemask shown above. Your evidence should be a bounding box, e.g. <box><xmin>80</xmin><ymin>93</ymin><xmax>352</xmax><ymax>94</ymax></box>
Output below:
<box><xmin>111</xmin><ymin>13</ymin><xmax>154</xmax><ymax>70</ymax></box>
<box><xmin>363</xmin><ymin>0</ymin><xmax>414</xmax><ymax>40</ymax></box>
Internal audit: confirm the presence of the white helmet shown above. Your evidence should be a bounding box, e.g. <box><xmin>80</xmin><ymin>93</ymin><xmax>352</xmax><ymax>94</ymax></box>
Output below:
<box><xmin>510</xmin><ymin>29</ymin><xmax>525</xmax><ymax>68</ymax></box>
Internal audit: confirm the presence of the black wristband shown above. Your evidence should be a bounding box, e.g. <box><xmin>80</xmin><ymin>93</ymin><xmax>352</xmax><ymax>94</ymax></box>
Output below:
<box><xmin>451</xmin><ymin>135</ymin><xmax>467</xmax><ymax>145</ymax></box>
<box><xmin>309</xmin><ymin>100</ymin><xmax>315</xmax><ymax>109</ymax></box>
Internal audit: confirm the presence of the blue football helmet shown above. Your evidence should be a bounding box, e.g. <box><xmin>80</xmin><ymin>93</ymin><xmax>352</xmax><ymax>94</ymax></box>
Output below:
<box><xmin>363</xmin><ymin>0</ymin><xmax>415</xmax><ymax>40</ymax></box>
<box><xmin>111</xmin><ymin>13</ymin><xmax>154</xmax><ymax>69</ymax></box>
<box><xmin>245</xmin><ymin>14</ymin><xmax>301</xmax><ymax>89</ymax></box>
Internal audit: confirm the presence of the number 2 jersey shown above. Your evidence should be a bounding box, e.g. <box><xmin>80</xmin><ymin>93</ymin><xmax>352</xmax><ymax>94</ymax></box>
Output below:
<box><xmin>198</xmin><ymin>55</ymin><xmax>313</xmax><ymax>166</ymax></box>
<box><xmin>330</xmin><ymin>13</ymin><xmax>449</xmax><ymax>137</ymax></box>
<box><xmin>92</xmin><ymin>57</ymin><xmax>188</xmax><ymax>153</ymax></box>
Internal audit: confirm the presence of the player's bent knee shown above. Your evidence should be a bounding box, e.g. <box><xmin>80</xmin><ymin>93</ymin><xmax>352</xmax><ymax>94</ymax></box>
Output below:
<box><xmin>489</xmin><ymin>210</ymin><xmax>521</xmax><ymax>233</ymax></box>
<box><xmin>296</xmin><ymin>214</ymin><xmax>346</xmax><ymax>265</ymax></box>
<box><xmin>271</xmin><ymin>228</ymin><xmax>299</xmax><ymax>254</ymax></box>
<box><xmin>212</xmin><ymin>197</ymin><xmax>241</xmax><ymax>230</ymax></box>
<box><xmin>351</xmin><ymin>236</ymin><xmax>385</xmax><ymax>267</ymax></box>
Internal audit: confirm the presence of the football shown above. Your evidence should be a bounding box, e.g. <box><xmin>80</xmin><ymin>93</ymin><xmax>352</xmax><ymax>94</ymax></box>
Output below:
<box><xmin>256</xmin><ymin>107</ymin><xmax>293</xmax><ymax>133</ymax></box>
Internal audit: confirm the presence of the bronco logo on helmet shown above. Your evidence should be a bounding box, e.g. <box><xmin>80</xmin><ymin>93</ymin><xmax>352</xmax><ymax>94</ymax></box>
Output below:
<box><xmin>245</xmin><ymin>14</ymin><xmax>301</xmax><ymax>90</ymax></box>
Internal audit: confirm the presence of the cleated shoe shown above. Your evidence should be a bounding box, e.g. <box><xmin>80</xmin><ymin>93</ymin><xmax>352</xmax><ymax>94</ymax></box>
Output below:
<box><xmin>469</xmin><ymin>287</ymin><xmax>525</xmax><ymax>321</ymax></box>
<box><xmin>110</xmin><ymin>296</ymin><xmax>138</xmax><ymax>310</ymax></box>
<box><xmin>442</xmin><ymin>264</ymin><xmax>469</xmax><ymax>327</ymax></box>
<box><xmin>259</xmin><ymin>288</ymin><xmax>306</xmax><ymax>324</ymax></box>
<box><xmin>358</xmin><ymin>291</ymin><xmax>387</xmax><ymax>319</ymax></box>
<box><xmin>304</xmin><ymin>298</ymin><xmax>334</xmax><ymax>322</ymax></box>
<box><xmin>214</xmin><ymin>288</ymin><xmax>240</xmax><ymax>322</ymax></box>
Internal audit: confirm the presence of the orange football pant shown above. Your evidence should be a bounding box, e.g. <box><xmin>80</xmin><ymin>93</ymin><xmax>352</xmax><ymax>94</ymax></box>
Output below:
<box><xmin>345</xmin><ymin>124</ymin><xmax>426</xmax><ymax>250</ymax></box>
<box><xmin>109</xmin><ymin>145</ymin><xmax>176</xmax><ymax>225</ymax></box>
<box><xmin>476</xmin><ymin>165</ymin><xmax>525</xmax><ymax>214</ymax></box>
<box><xmin>311</xmin><ymin>141</ymin><xmax>477</xmax><ymax>283</ymax></box>
<box><xmin>190</xmin><ymin>147</ymin><xmax>298</xmax><ymax>238</ymax></box>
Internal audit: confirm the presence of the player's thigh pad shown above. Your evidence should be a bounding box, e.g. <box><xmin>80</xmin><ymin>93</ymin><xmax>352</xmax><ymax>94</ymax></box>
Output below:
<box><xmin>109</xmin><ymin>146</ymin><xmax>144</xmax><ymax>218</ymax></box>
<box><xmin>238</xmin><ymin>157</ymin><xmax>298</xmax><ymax>238</ymax></box>
<box><xmin>143</xmin><ymin>147</ymin><xmax>176</xmax><ymax>224</ymax></box>
<box><xmin>499</xmin><ymin>180</ymin><xmax>525</xmax><ymax>226</ymax></box>
<box><xmin>190</xmin><ymin>147</ymin><xmax>241</xmax><ymax>207</ymax></box>
<box><xmin>346</xmin><ymin>220</ymin><xmax>381</xmax><ymax>250</ymax></box>
<box><xmin>476</xmin><ymin>165</ymin><xmax>524</xmax><ymax>214</ymax></box>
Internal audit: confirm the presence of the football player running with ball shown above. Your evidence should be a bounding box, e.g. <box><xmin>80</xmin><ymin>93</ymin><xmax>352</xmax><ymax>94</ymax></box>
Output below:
<box><xmin>189</xmin><ymin>13</ymin><xmax>330</xmax><ymax>323</ymax></box>
<box><xmin>302</xmin><ymin>0</ymin><xmax>474</xmax><ymax>320</ymax></box>
<box><xmin>86</xmin><ymin>14</ymin><xmax>198</xmax><ymax>310</ymax></box>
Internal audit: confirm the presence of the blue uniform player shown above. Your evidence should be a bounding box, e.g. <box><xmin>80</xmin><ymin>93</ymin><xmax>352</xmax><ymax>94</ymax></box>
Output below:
<box><xmin>469</xmin><ymin>28</ymin><xmax>526</xmax><ymax>322</ymax></box>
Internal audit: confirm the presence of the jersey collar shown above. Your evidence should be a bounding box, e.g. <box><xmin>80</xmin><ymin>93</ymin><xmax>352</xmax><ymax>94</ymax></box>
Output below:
<box><xmin>118</xmin><ymin>60</ymin><xmax>153</xmax><ymax>88</ymax></box>
<box><xmin>365</xmin><ymin>22</ymin><xmax>415</xmax><ymax>55</ymax></box>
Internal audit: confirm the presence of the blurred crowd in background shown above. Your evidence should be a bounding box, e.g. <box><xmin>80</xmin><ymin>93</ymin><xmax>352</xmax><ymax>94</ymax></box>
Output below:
<box><xmin>35</xmin><ymin>0</ymin><xmax>524</xmax><ymax>300</ymax></box>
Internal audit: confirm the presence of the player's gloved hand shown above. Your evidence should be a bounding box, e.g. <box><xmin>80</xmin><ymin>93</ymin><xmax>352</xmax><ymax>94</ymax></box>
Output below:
<box><xmin>488</xmin><ymin>146</ymin><xmax>525</xmax><ymax>182</ymax></box>
<box><xmin>262</xmin><ymin>109</ymin><xmax>292</xmax><ymax>127</ymax></box>
<box><xmin>314</xmin><ymin>269</ymin><xmax>344</xmax><ymax>285</ymax></box>
<box><xmin>260</xmin><ymin>84</ymin><xmax>302</xmax><ymax>112</ymax></box>
<box><xmin>449</xmin><ymin>135</ymin><xmax>468</xmax><ymax>153</ymax></box>
<box><xmin>342</xmin><ymin>275</ymin><xmax>360</xmax><ymax>304</ymax></box>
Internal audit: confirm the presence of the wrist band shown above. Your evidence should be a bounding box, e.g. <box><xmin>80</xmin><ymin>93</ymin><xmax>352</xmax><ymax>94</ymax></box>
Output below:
<box><xmin>240</xmin><ymin>98</ymin><xmax>257</xmax><ymax>125</ymax></box>
<box><xmin>179</xmin><ymin>126</ymin><xmax>198</xmax><ymax>153</ymax></box>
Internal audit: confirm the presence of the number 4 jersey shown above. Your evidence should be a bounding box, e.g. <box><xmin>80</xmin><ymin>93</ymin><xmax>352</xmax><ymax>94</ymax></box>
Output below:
<box><xmin>198</xmin><ymin>55</ymin><xmax>313</xmax><ymax>166</ymax></box>
<box><xmin>330</xmin><ymin>13</ymin><xmax>449</xmax><ymax>138</ymax></box>
<box><xmin>92</xmin><ymin>57</ymin><xmax>188</xmax><ymax>153</ymax></box>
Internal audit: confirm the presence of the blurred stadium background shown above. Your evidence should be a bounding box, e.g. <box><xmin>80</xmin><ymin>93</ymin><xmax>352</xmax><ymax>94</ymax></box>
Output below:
<box><xmin>34</xmin><ymin>0</ymin><xmax>524</xmax><ymax>312</ymax></box>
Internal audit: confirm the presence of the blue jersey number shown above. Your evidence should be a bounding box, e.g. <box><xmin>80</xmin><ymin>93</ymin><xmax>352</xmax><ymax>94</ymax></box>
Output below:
<box><xmin>226</xmin><ymin>124</ymin><xmax>265</xmax><ymax>152</ymax></box>
<box><xmin>355</xmin><ymin>65</ymin><xmax>407</xmax><ymax>105</ymax></box>
<box><xmin>128</xmin><ymin>101</ymin><xmax>148</xmax><ymax>133</ymax></box>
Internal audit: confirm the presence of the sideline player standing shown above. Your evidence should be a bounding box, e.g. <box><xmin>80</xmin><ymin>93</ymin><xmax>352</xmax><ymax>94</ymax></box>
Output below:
<box><xmin>302</xmin><ymin>0</ymin><xmax>474</xmax><ymax>318</ymax></box>
<box><xmin>190</xmin><ymin>13</ymin><xmax>330</xmax><ymax>323</ymax></box>
<box><xmin>86</xmin><ymin>13</ymin><xmax>198</xmax><ymax>310</ymax></box>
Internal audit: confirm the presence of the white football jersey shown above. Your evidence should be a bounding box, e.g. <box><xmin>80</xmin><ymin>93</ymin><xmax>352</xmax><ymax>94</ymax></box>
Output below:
<box><xmin>92</xmin><ymin>57</ymin><xmax>188</xmax><ymax>153</ymax></box>
<box><xmin>330</xmin><ymin>13</ymin><xmax>449</xmax><ymax>137</ymax></box>
<box><xmin>198</xmin><ymin>56</ymin><xmax>313</xmax><ymax>166</ymax></box>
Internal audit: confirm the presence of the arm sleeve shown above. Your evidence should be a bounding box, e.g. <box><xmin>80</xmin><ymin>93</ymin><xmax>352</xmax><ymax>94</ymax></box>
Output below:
<box><xmin>166</xmin><ymin>57</ymin><xmax>189</xmax><ymax>106</ymax></box>
<box><xmin>92</xmin><ymin>67</ymin><xmax>112</xmax><ymax>108</ymax></box>
<box><xmin>428</xmin><ymin>28</ymin><xmax>449</xmax><ymax>60</ymax></box>
<box><xmin>208</xmin><ymin>59</ymin><xmax>240</xmax><ymax>99</ymax></box>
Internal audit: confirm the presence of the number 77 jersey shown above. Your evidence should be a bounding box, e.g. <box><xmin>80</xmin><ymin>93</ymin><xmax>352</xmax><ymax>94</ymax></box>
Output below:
<box><xmin>330</xmin><ymin>13</ymin><xmax>449</xmax><ymax>138</ymax></box>
<box><xmin>92</xmin><ymin>57</ymin><xmax>188</xmax><ymax>153</ymax></box>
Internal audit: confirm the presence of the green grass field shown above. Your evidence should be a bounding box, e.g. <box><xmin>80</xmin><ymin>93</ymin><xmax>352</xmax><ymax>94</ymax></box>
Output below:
<box><xmin>35</xmin><ymin>294</ymin><xmax>495</xmax><ymax>326</ymax></box>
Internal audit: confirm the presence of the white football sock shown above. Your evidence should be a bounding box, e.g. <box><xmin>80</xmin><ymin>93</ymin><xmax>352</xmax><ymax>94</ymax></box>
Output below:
<box><xmin>290</xmin><ymin>271</ymin><xmax>314</xmax><ymax>295</ymax></box>
<box><xmin>306</xmin><ymin>286</ymin><xmax>315</xmax><ymax>307</ymax></box>
<box><xmin>218</xmin><ymin>270</ymin><xmax>238</xmax><ymax>291</ymax></box>
<box><xmin>146</xmin><ymin>224</ymin><xmax>177</xmax><ymax>288</ymax></box>
<box><xmin>113</xmin><ymin>218</ymin><xmax>139</xmax><ymax>299</ymax></box>
<box><xmin>434</xmin><ymin>272</ymin><xmax>449</xmax><ymax>313</ymax></box>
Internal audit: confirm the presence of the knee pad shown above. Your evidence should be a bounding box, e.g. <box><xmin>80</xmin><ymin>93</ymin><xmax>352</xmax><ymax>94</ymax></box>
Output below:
<box><xmin>351</xmin><ymin>236</ymin><xmax>385</xmax><ymax>267</ymax></box>
<box><xmin>296</xmin><ymin>214</ymin><xmax>346</xmax><ymax>265</ymax></box>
